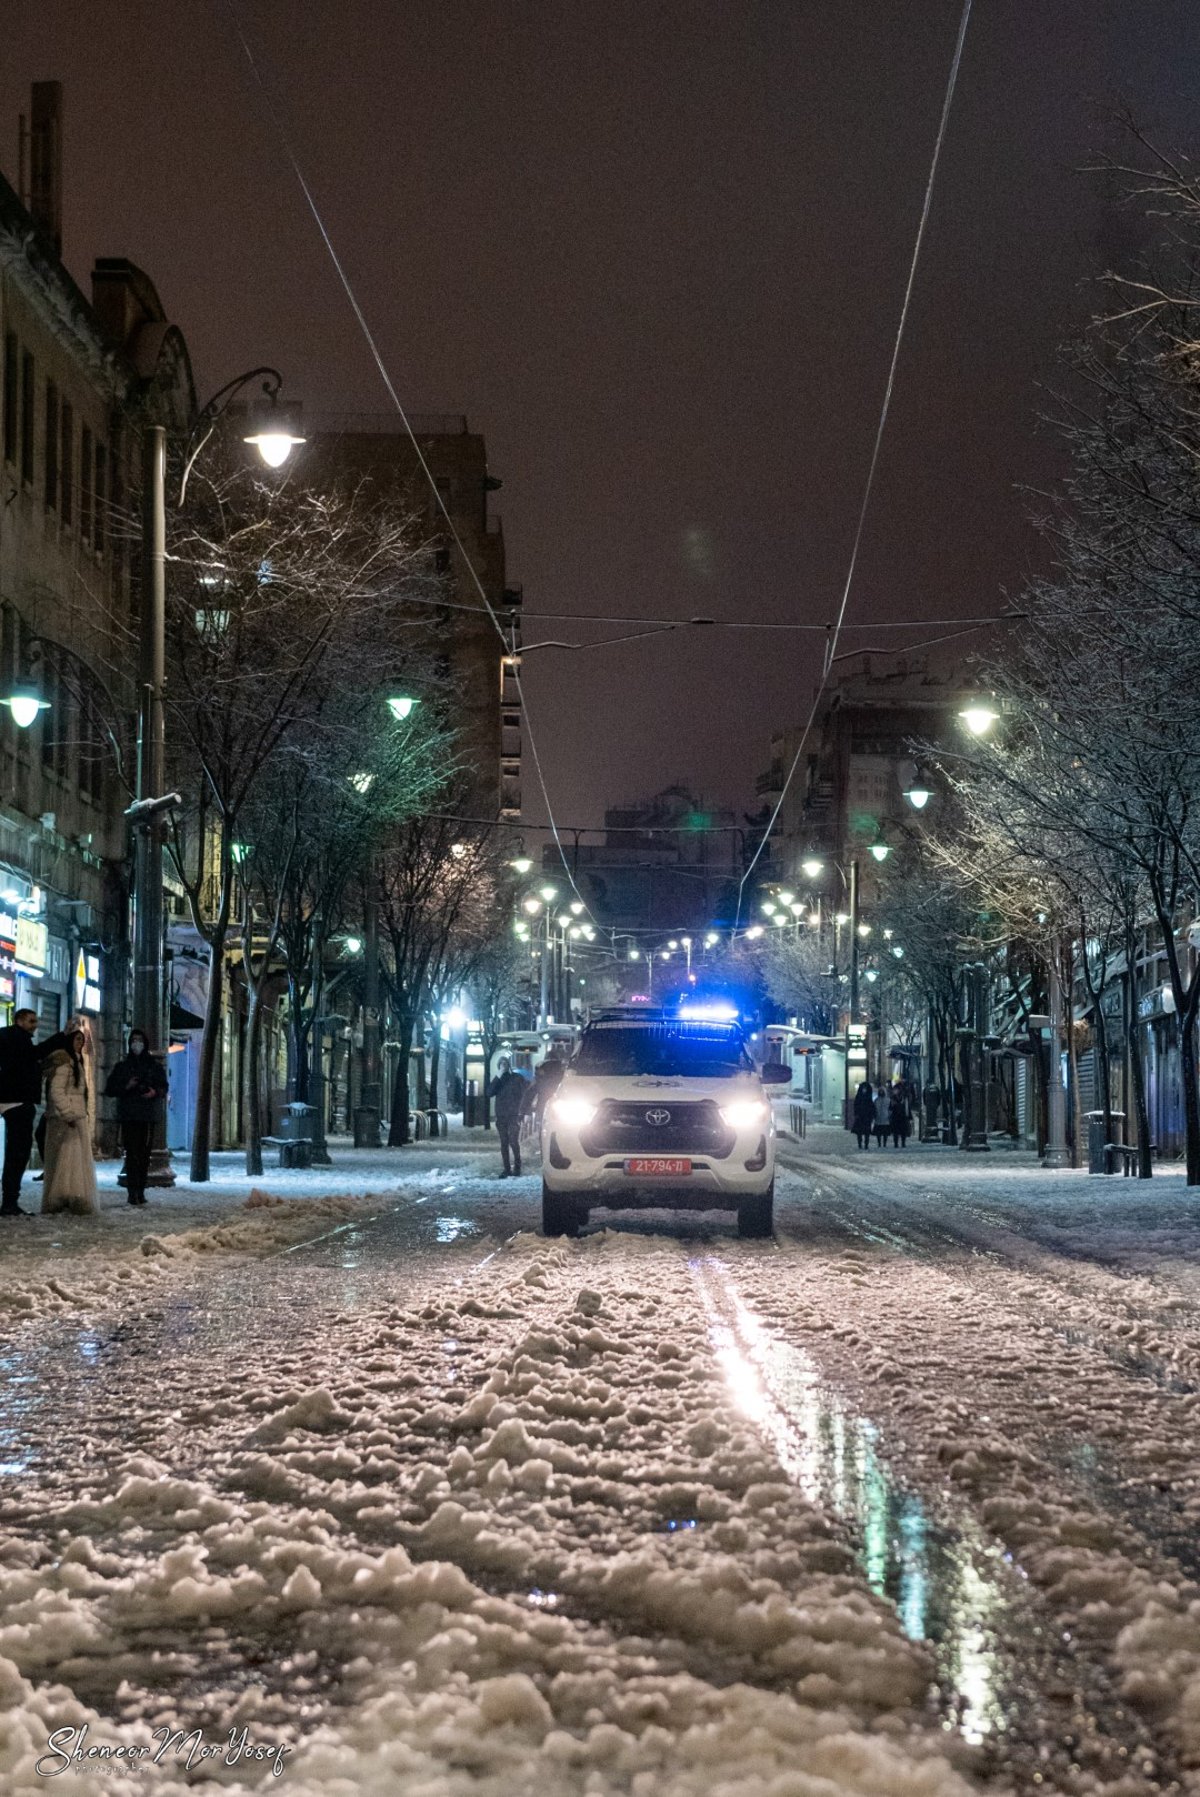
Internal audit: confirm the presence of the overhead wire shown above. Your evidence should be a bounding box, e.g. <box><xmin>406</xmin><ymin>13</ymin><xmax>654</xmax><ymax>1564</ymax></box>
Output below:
<box><xmin>733</xmin><ymin>0</ymin><xmax>975</xmax><ymax>924</ymax></box>
<box><xmin>221</xmin><ymin>0</ymin><xmax>974</xmax><ymax>937</ymax></box>
<box><xmin>220</xmin><ymin>0</ymin><xmax>594</xmax><ymax>918</ymax></box>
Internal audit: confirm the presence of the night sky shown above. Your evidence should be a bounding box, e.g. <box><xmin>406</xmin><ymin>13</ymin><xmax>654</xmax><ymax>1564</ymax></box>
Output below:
<box><xmin>6</xmin><ymin>2</ymin><xmax>1200</xmax><ymax>831</ymax></box>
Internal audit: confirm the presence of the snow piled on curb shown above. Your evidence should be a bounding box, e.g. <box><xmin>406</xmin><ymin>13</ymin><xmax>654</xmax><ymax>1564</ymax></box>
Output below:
<box><xmin>0</xmin><ymin>1189</ymin><xmax>397</xmax><ymax>1330</ymax></box>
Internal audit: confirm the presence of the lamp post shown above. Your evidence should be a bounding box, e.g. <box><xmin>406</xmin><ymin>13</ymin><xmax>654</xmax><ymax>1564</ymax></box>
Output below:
<box><xmin>1043</xmin><ymin>939</ymin><xmax>1070</xmax><ymax>1168</ymax></box>
<box><xmin>961</xmin><ymin>960</ymin><xmax>991</xmax><ymax>1152</ymax></box>
<box><xmin>131</xmin><ymin>372</ymin><xmax>303</xmax><ymax>1181</ymax></box>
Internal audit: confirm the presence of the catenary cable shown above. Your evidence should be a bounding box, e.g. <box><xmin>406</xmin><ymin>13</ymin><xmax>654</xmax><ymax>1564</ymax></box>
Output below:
<box><xmin>220</xmin><ymin>0</ymin><xmax>594</xmax><ymax>916</ymax></box>
<box><xmin>734</xmin><ymin>0</ymin><xmax>974</xmax><ymax>923</ymax></box>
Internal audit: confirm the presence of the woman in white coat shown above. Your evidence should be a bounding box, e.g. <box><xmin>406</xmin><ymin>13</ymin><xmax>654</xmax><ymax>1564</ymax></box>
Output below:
<box><xmin>42</xmin><ymin>1027</ymin><xmax>98</xmax><ymax>1215</ymax></box>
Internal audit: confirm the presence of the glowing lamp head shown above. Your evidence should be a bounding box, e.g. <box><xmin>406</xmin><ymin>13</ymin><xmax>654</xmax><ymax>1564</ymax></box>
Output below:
<box><xmin>761</xmin><ymin>901</ymin><xmax>777</xmax><ymax>916</ymax></box>
<box><xmin>778</xmin><ymin>890</ymin><xmax>795</xmax><ymax>905</ymax></box>
<box><xmin>344</xmin><ymin>936</ymin><xmax>363</xmax><ymax>955</ymax></box>
<box><xmin>628</xmin><ymin>948</ymin><xmax>640</xmax><ymax>960</ymax></box>
<box><xmin>801</xmin><ymin>858</ymin><xmax>824</xmax><ymax>880</ymax></box>
<box><xmin>960</xmin><ymin>702</ymin><xmax>999</xmax><ymax>737</ymax></box>
<box><xmin>904</xmin><ymin>782</ymin><xmax>932</xmax><ymax>810</ymax></box>
<box><xmin>570</xmin><ymin>901</ymin><xmax>584</xmax><ymax>915</ymax></box>
<box><xmin>5</xmin><ymin>683</ymin><xmax>49</xmax><ymax>729</ymax></box>
<box><xmin>387</xmin><ymin>694</ymin><xmax>418</xmax><ymax>722</ymax></box>
<box><xmin>522</xmin><ymin>897</ymin><xmax>542</xmax><ymax>916</ymax></box>
<box><xmin>869</xmin><ymin>841</ymin><xmax>890</xmax><ymax>863</ymax></box>
<box><xmin>511</xmin><ymin>856</ymin><xmax>533</xmax><ymax>874</ymax></box>
<box><xmin>746</xmin><ymin>925</ymin><xmax>764</xmax><ymax>940</ymax></box>
<box><xmin>243</xmin><ymin>392</ymin><xmax>305</xmax><ymax>468</ymax></box>
<box><xmin>539</xmin><ymin>885</ymin><xmax>558</xmax><ymax>903</ymax></box>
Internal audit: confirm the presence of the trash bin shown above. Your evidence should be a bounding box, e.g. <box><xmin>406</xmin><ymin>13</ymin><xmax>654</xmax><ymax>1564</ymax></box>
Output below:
<box><xmin>280</xmin><ymin>1102</ymin><xmax>316</xmax><ymax>1142</ymax></box>
<box><xmin>1084</xmin><ymin>1109</ymin><xmax>1125</xmax><ymax>1175</ymax></box>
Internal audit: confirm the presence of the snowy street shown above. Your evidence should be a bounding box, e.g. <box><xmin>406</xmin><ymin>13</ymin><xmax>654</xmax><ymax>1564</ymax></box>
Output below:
<box><xmin>4</xmin><ymin>1129</ymin><xmax>1200</xmax><ymax>1794</ymax></box>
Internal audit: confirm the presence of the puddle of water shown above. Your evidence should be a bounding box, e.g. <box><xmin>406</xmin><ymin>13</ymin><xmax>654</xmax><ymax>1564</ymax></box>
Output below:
<box><xmin>436</xmin><ymin>1216</ymin><xmax>481</xmax><ymax>1244</ymax></box>
<box><xmin>699</xmin><ymin>1263</ymin><xmax>1010</xmax><ymax>1745</ymax></box>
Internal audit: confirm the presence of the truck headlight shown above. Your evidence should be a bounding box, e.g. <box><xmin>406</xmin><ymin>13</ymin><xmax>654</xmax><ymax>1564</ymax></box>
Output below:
<box><xmin>550</xmin><ymin>1095</ymin><xmax>598</xmax><ymax>1129</ymax></box>
<box><xmin>719</xmin><ymin>1099</ymin><xmax>768</xmax><ymax>1129</ymax></box>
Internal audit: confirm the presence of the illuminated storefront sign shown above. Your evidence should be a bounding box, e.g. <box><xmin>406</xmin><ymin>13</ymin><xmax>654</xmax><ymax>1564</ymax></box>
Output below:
<box><xmin>0</xmin><ymin>912</ymin><xmax>16</xmax><ymax>1003</ymax></box>
<box><xmin>15</xmin><ymin>917</ymin><xmax>48</xmax><ymax>975</ymax></box>
<box><xmin>74</xmin><ymin>950</ymin><xmax>102</xmax><ymax>1014</ymax></box>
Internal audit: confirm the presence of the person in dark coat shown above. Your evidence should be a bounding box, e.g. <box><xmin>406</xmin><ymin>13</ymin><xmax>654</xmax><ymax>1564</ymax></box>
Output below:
<box><xmin>889</xmin><ymin>1087</ymin><xmax>910</xmax><ymax>1148</ymax></box>
<box><xmin>851</xmin><ymin>1081</ymin><xmax>874</xmax><ymax>1151</ymax></box>
<box><xmin>523</xmin><ymin>1052</ymin><xmax>566</xmax><ymax>1131</ymax></box>
<box><xmin>104</xmin><ymin>1031</ymin><xmax>168</xmax><ymax>1206</ymax></box>
<box><xmin>489</xmin><ymin>1056</ymin><xmax>528</xmax><ymax>1177</ymax></box>
<box><xmin>0</xmin><ymin>1010</ymin><xmax>67</xmax><ymax>1216</ymax></box>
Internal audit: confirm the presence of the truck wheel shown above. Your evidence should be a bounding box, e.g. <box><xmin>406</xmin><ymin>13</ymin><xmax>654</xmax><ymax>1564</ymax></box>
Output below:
<box><xmin>542</xmin><ymin>1181</ymin><xmax>580</xmax><ymax>1238</ymax></box>
<box><xmin>737</xmin><ymin>1182</ymin><xmax>774</xmax><ymax>1239</ymax></box>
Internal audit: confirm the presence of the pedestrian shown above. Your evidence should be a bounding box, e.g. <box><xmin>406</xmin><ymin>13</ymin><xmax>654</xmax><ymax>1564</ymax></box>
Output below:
<box><xmin>851</xmin><ymin>1080</ymin><xmax>874</xmax><ymax>1150</ymax></box>
<box><xmin>526</xmin><ymin>1050</ymin><xmax>566</xmax><ymax>1131</ymax></box>
<box><xmin>104</xmin><ymin>1030</ymin><xmax>168</xmax><ymax>1207</ymax></box>
<box><xmin>489</xmin><ymin>1055</ymin><xmax>528</xmax><ymax>1177</ymax></box>
<box><xmin>0</xmin><ymin>1008</ymin><xmax>64</xmax><ymax>1217</ymax></box>
<box><xmin>873</xmin><ymin>1084</ymin><xmax>890</xmax><ymax>1146</ymax></box>
<box><xmin>41</xmin><ymin>1027</ymin><xmax>98</xmax><ymax>1216</ymax></box>
<box><xmin>889</xmin><ymin>1086</ymin><xmax>910</xmax><ymax>1149</ymax></box>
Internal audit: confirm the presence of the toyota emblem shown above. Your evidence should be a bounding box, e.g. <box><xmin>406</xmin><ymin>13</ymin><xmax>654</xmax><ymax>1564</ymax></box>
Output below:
<box><xmin>645</xmin><ymin>1107</ymin><xmax>672</xmax><ymax>1126</ymax></box>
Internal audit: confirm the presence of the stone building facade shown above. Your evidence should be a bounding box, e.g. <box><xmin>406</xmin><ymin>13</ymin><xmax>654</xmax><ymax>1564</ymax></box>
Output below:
<box><xmin>0</xmin><ymin>84</ymin><xmax>193</xmax><ymax>1095</ymax></box>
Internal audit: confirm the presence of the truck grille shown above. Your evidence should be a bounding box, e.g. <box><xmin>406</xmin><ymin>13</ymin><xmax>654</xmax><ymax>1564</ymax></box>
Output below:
<box><xmin>580</xmin><ymin>1099</ymin><xmax>735</xmax><ymax>1159</ymax></box>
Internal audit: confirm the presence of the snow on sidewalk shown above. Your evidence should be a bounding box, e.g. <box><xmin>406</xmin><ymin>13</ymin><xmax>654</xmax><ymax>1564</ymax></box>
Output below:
<box><xmin>0</xmin><ymin>1140</ymin><xmax>506</xmax><ymax>1331</ymax></box>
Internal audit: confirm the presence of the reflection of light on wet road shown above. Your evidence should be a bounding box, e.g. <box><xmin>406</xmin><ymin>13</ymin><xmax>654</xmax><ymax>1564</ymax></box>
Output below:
<box><xmin>436</xmin><ymin>1216</ymin><xmax>481</xmax><ymax>1243</ymax></box>
<box><xmin>698</xmin><ymin>1262</ymin><xmax>1009</xmax><ymax>1745</ymax></box>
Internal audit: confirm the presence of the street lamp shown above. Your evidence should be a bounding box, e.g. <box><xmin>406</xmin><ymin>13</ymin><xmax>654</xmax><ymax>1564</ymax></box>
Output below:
<box><xmin>801</xmin><ymin>857</ymin><xmax>824</xmax><ymax>880</ymax></box>
<box><xmin>959</xmin><ymin>701</ymin><xmax>999</xmax><ymax>737</ymax></box>
<box><xmin>904</xmin><ymin>773</ymin><xmax>933</xmax><ymax>809</ymax></box>
<box><xmin>136</xmin><ymin>369</ymin><xmax>303</xmax><ymax>1184</ymax></box>
<box><xmin>387</xmin><ymin>694</ymin><xmax>419</xmax><ymax>722</ymax></box>
<box><xmin>869</xmin><ymin>839</ymin><xmax>890</xmax><ymax>863</ymax></box>
<box><xmin>2</xmin><ymin>678</ymin><xmax>50</xmax><ymax>729</ymax></box>
<box><xmin>510</xmin><ymin>856</ymin><xmax>533</xmax><ymax>875</ymax></box>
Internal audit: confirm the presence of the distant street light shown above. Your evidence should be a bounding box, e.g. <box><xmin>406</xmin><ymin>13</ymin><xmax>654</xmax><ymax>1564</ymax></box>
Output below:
<box><xmin>904</xmin><ymin>773</ymin><xmax>933</xmax><ymax>809</ymax></box>
<box><xmin>801</xmin><ymin>857</ymin><xmax>824</xmax><ymax>880</ymax></box>
<box><xmin>386</xmin><ymin>694</ymin><xmax>419</xmax><ymax>722</ymax></box>
<box><xmin>511</xmin><ymin>856</ymin><xmax>533</xmax><ymax>875</ymax></box>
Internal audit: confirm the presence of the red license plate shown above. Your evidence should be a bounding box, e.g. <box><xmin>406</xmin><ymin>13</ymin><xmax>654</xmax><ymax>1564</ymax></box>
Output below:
<box><xmin>626</xmin><ymin>1157</ymin><xmax>692</xmax><ymax>1176</ymax></box>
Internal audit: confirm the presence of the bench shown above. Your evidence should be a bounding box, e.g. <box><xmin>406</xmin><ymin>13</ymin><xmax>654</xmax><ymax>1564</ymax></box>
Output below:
<box><xmin>1107</xmin><ymin>1142</ymin><xmax>1154</xmax><ymax>1176</ymax></box>
<box><xmin>261</xmin><ymin>1136</ymin><xmax>314</xmax><ymax>1169</ymax></box>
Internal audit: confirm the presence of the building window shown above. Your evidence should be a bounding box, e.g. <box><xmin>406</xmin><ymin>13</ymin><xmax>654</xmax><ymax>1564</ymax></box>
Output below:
<box><xmin>80</xmin><ymin>426</ymin><xmax>93</xmax><ymax>543</ymax></box>
<box><xmin>2</xmin><ymin>333</ymin><xmax>16</xmax><ymax>465</ymax></box>
<box><xmin>44</xmin><ymin>382</ymin><xmax>59</xmax><ymax>510</ymax></box>
<box><xmin>93</xmin><ymin>441</ymin><xmax>106</xmax><ymax>550</ymax></box>
<box><xmin>20</xmin><ymin>351</ymin><xmax>34</xmax><ymax>486</ymax></box>
<box><xmin>60</xmin><ymin>402</ymin><xmax>73</xmax><ymax>524</ymax></box>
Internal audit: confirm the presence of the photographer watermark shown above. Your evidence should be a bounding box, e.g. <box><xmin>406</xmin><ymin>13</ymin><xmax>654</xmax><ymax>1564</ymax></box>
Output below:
<box><xmin>37</xmin><ymin>1723</ymin><xmax>293</xmax><ymax>1778</ymax></box>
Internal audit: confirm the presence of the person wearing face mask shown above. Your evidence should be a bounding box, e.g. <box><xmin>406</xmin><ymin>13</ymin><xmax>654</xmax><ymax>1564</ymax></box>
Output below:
<box><xmin>104</xmin><ymin>1030</ymin><xmax>168</xmax><ymax>1207</ymax></box>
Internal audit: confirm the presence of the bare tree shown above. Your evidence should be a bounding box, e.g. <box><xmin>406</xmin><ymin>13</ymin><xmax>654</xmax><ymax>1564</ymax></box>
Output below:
<box><xmin>162</xmin><ymin>450</ymin><xmax>439</xmax><ymax>1180</ymax></box>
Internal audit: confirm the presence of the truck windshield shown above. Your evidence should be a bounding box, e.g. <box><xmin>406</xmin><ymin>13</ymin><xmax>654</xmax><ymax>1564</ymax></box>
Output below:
<box><xmin>574</xmin><ymin>1025</ymin><xmax>751</xmax><ymax>1079</ymax></box>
